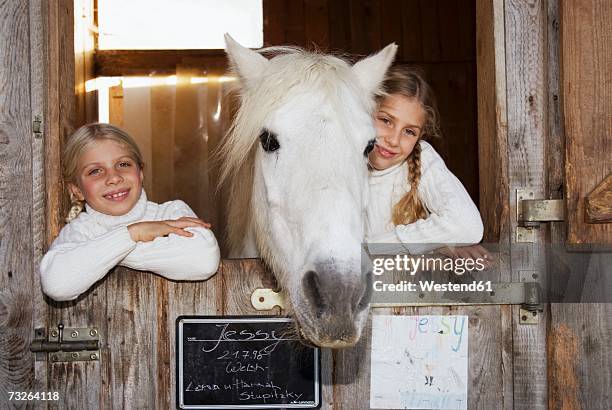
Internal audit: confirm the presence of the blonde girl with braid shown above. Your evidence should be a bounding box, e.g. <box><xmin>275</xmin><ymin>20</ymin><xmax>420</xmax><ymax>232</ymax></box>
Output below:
<box><xmin>366</xmin><ymin>67</ymin><xmax>488</xmax><ymax>259</ymax></box>
<box><xmin>40</xmin><ymin>123</ymin><xmax>220</xmax><ymax>301</ymax></box>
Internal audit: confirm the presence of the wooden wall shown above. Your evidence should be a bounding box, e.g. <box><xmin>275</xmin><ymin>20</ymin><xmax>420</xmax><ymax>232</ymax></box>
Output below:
<box><xmin>263</xmin><ymin>0</ymin><xmax>479</xmax><ymax>203</ymax></box>
<box><xmin>0</xmin><ymin>0</ymin><xmax>39</xmax><ymax>402</ymax></box>
<box><xmin>561</xmin><ymin>0</ymin><xmax>611</xmax><ymax>244</ymax></box>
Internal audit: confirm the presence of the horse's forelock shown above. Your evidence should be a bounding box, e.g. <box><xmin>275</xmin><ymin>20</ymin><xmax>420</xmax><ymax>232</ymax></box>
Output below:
<box><xmin>219</xmin><ymin>48</ymin><xmax>364</xmax><ymax>182</ymax></box>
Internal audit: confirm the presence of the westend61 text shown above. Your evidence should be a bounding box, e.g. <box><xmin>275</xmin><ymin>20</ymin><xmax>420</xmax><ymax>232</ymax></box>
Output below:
<box><xmin>371</xmin><ymin>254</ymin><xmax>487</xmax><ymax>276</ymax></box>
<box><xmin>373</xmin><ymin>280</ymin><xmax>493</xmax><ymax>292</ymax></box>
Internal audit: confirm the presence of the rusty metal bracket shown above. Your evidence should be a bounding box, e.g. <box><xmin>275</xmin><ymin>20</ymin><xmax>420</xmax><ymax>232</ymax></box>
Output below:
<box><xmin>252</xmin><ymin>282</ymin><xmax>544</xmax><ymax>324</ymax></box>
<box><xmin>30</xmin><ymin>323</ymin><xmax>100</xmax><ymax>362</ymax></box>
<box><xmin>516</xmin><ymin>189</ymin><xmax>564</xmax><ymax>242</ymax></box>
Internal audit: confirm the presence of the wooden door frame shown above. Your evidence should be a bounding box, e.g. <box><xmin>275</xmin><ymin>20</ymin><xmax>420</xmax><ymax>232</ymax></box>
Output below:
<box><xmin>43</xmin><ymin>1</ymin><xmax>612</xmax><ymax>409</ymax></box>
<box><xmin>476</xmin><ymin>0</ymin><xmax>554</xmax><ymax>408</ymax></box>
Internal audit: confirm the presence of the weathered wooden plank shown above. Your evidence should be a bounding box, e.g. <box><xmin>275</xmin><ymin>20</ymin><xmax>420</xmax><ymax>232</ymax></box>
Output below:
<box><xmin>561</xmin><ymin>0</ymin><xmax>612</xmax><ymax>244</ymax></box>
<box><xmin>29</xmin><ymin>0</ymin><xmax>50</xmax><ymax>400</ymax></box>
<box><xmin>549</xmin><ymin>1</ymin><xmax>612</xmax><ymax>409</ymax></box>
<box><xmin>476</xmin><ymin>0</ymin><xmax>509</xmax><ymax>243</ymax></box>
<box><xmin>47</xmin><ymin>285</ymin><xmax>107</xmax><ymax>410</ymax></box>
<box><xmin>105</xmin><ymin>268</ymin><xmax>157</xmax><ymax>409</ymax></box>
<box><xmin>505</xmin><ymin>0</ymin><xmax>549</xmax><ymax>408</ymax></box>
<box><xmin>164</xmin><ymin>271</ymin><xmax>222</xmax><ymax>409</ymax></box>
<box><xmin>0</xmin><ymin>0</ymin><xmax>38</xmax><ymax>405</ymax></box>
<box><xmin>549</xmin><ymin>302</ymin><xmax>612</xmax><ymax>410</ymax></box>
<box><xmin>474</xmin><ymin>8</ymin><xmax>515</xmax><ymax>404</ymax></box>
<box><xmin>41</xmin><ymin>3</ymin><xmax>103</xmax><ymax>409</ymax></box>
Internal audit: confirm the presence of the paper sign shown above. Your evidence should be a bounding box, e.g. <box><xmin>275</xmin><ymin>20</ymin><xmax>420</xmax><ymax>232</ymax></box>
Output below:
<box><xmin>370</xmin><ymin>315</ymin><xmax>468</xmax><ymax>410</ymax></box>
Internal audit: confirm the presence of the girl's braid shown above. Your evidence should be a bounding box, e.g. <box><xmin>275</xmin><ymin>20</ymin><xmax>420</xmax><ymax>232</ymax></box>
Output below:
<box><xmin>392</xmin><ymin>142</ymin><xmax>427</xmax><ymax>225</ymax></box>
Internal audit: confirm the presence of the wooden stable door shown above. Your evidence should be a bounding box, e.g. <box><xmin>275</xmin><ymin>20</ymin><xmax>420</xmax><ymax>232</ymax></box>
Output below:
<box><xmin>1</xmin><ymin>1</ymin><xmax>610</xmax><ymax>410</ymax></box>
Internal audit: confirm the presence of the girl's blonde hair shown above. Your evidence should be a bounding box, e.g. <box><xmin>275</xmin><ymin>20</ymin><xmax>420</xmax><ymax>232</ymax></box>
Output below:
<box><xmin>378</xmin><ymin>66</ymin><xmax>442</xmax><ymax>225</ymax></box>
<box><xmin>63</xmin><ymin>123</ymin><xmax>144</xmax><ymax>222</ymax></box>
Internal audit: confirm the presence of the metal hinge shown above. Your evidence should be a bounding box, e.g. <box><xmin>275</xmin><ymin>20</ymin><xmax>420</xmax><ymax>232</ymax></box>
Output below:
<box><xmin>251</xmin><ymin>282</ymin><xmax>544</xmax><ymax>324</ymax></box>
<box><xmin>516</xmin><ymin>189</ymin><xmax>565</xmax><ymax>242</ymax></box>
<box><xmin>32</xmin><ymin>115</ymin><xmax>43</xmax><ymax>139</ymax></box>
<box><xmin>30</xmin><ymin>323</ymin><xmax>100</xmax><ymax>362</ymax></box>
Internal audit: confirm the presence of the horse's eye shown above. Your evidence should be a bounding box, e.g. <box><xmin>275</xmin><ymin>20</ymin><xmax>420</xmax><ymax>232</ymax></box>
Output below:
<box><xmin>259</xmin><ymin>129</ymin><xmax>280</xmax><ymax>152</ymax></box>
<box><xmin>363</xmin><ymin>138</ymin><xmax>376</xmax><ymax>156</ymax></box>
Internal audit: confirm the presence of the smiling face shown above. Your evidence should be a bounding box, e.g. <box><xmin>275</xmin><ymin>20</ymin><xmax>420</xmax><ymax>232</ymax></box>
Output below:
<box><xmin>368</xmin><ymin>94</ymin><xmax>427</xmax><ymax>170</ymax></box>
<box><xmin>69</xmin><ymin>139</ymin><xmax>144</xmax><ymax>216</ymax></box>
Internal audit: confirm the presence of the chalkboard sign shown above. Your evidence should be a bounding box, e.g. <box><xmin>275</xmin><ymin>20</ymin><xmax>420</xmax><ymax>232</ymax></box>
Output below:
<box><xmin>176</xmin><ymin>316</ymin><xmax>321</xmax><ymax>409</ymax></box>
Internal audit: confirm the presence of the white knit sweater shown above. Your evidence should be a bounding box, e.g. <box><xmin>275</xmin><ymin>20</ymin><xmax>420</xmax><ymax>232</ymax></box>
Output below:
<box><xmin>366</xmin><ymin>141</ymin><xmax>483</xmax><ymax>253</ymax></box>
<box><xmin>40</xmin><ymin>190</ymin><xmax>221</xmax><ymax>301</ymax></box>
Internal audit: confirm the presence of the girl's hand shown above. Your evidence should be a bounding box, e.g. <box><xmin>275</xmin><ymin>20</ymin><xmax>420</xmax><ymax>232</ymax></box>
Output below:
<box><xmin>128</xmin><ymin>217</ymin><xmax>212</xmax><ymax>242</ymax></box>
<box><xmin>436</xmin><ymin>244</ymin><xmax>494</xmax><ymax>269</ymax></box>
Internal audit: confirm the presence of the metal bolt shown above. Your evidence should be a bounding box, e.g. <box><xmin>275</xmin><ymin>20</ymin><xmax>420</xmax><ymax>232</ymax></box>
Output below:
<box><xmin>90</xmin><ymin>353</ymin><xmax>98</xmax><ymax>360</ymax></box>
<box><xmin>89</xmin><ymin>328</ymin><xmax>98</xmax><ymax>337</ymax></box>
<box><xmin>521</xmin><ymin>315</ymin><xmax>528</xmax><ymax>321</ymax></box>
<box><xmin>50</xmin><ymin>330</ymin><xmax>58</xmax><ymax>338</ymax></box>
<box><xmin>532</xmin><ymin>311</ymin><xmax>537</xmax><ymax>317</ymax></box>
<box><xmin>418</xmin><ymin>293</ymin><xmax>424</xmax><ymax>299</ymax></box>
<box><xmin>51</xmin><ymin>355</ymin><xmax>59</xmax><ymax>362</ymax></box>
<box><xmin>71</xmin><ymin>352</ymin><xmax>79</xmax><ymax>359</ymax></box>
<box><xmin>71</xmin><ymin>331</ymin><xmax>79</xmax><ymax>338</ymax></box>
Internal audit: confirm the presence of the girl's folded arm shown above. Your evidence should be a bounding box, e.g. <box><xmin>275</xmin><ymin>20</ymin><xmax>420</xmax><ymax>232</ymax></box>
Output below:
<box><xmin>394</xmin><ymin>161</ymin><xmax>484</xmax><ymax>254</ymax></box>
<box><xmin>122</xmin><ymin>200</ymin><xmax>221</xmax><ymax>280</ymax></box>
<box><xmin>40</xmin><ymin>226</ymin><xmax>137</xmax><ymax>301</ymax></box>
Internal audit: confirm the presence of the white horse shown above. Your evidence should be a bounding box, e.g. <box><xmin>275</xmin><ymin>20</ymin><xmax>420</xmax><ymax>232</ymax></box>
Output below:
<box><xmin>220</xmin><ymin>34</ymin><xmax>396</xmax><ymax>348</ymax></box>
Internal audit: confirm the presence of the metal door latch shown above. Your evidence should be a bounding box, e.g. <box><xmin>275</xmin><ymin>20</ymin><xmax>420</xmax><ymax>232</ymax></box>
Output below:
<box><xmin>251</xmin><ymin>282</ymin><xmax>544</xmax><ymax>324</ymax></box>
<box><xmin>517</xmin><ymin>189</ymin><xmax>564</xmax><ymax>242</ymax></box>
<box><xmin>32</xmin><ymin>115</ymin><xmax>42</xmax><ymax>139</ymax></box>
<box><xmin>30</xmin><ymin>323</ymin><xmax>100</xmax><ymax>362</ymax></box>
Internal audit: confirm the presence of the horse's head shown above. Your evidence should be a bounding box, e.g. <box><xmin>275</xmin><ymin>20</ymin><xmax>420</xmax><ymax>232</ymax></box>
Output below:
<box><xmin>221</xmin><ymin>35</ymin><xmax>396</xmax><ymax>348</ymax></box>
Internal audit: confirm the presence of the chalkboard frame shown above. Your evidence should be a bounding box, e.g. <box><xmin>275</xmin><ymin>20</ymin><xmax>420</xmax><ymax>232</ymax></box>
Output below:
<box><xmin>176</xmin><ymin>316</ymin><xmax>321</xmax><ymax>409</ymax></box>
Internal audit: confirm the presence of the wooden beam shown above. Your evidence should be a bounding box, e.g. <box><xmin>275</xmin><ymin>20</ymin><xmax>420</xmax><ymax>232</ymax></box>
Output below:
<box><xmin>94</xmin><ymin>50</ymin><xmax>228</xmax><ymax>76</ymax></box>
<box><xmin>476</xmin><ymin>0</ymin><xmax>509</xmax><ymax>243</ymax></box>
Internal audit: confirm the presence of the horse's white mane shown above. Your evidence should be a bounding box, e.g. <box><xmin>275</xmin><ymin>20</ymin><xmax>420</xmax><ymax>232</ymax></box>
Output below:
<box><xmin>217</xmin><ymin>46</ymin><xmax>374</xmax><ymax>255</ymax></box>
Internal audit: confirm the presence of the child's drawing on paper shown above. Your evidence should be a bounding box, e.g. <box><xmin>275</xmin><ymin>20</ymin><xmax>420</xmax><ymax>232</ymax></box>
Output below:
<box><xmin>370</xmin><ymin>315</ymin><xmax>468</xmax><ymax>410</ymax></box>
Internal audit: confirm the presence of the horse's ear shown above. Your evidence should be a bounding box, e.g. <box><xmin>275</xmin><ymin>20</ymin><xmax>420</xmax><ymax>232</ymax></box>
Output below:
<box><xmin>224</xmin><ymin>33</ymin><xmax>269</xmax><ymax>87</ymax></box>
<box><xmin>351</xmin><ymin>43</ymin><xmax>398</xmax><ymax>95</ymax></box>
